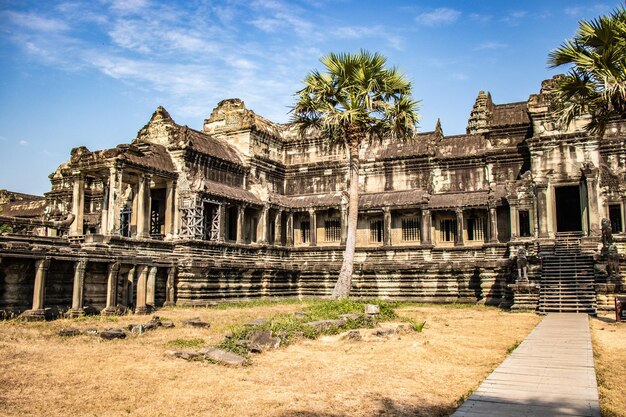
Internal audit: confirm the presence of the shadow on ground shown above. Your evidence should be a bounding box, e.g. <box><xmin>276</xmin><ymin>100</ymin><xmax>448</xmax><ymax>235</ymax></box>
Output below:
<box><xmin>278</xmin><ymin>397</ymin><xmax>456</xmax><ymax>417</ymax></box>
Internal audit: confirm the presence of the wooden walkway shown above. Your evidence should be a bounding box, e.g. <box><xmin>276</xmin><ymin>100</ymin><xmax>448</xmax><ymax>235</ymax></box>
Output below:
<box><xmin>452</xmin><ymin>313</ymin><xmax>600</xmax><ymax>417</ymax></box>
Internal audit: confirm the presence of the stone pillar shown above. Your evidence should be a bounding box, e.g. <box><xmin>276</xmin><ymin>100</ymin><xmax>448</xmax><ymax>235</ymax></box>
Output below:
<box><xmin>586</xmin><ymin>171</ymin><xmax>600</xmax><ymax>236</ymax></box>
<box><xmin>136</xmin><ymin>174</ymin><xmax>152</xmax><ymax>238</ymax></box>
<box><xmin>126</xmin><ymin>266</ymin><xmax>135</xmax><ymax>308</ymax></box>
<box><xmin>509</xmin><ymin>198</ymin><xmax>519</xmax><ymax>240</ymax></box>
<box><xmin>165</xmin><ymin>266</ymin><xmax>176</xmax><ymax>306</ymax></box>
<box><xmin>107</xmin><ymin>166</ymin><xmax>123</xmax><ymax>235</ymax></box>
<box><xmin>21</xmin><ymin>258</ymin><xmax>50</xmax><ymax>320</ymax></box>
<box><xmin>100</xmin><ymin>179</ymin><xmax>109</xmax><ymax>235</ymax></box>
<box><xmin>135</xmin><ymin>265</ymin><xmax>148</xmax><ymax>315</ymax></box>
<box><xmin>383</xmin><ymin>207</ymin><xmax>392</xmax><ymax>246</ymax></box>
<box><xmin>164</xmin><ymin>180</ymin><xmax>175</xmax><ymax>239</ymax></box>
<box><xmin>340</xmin><ymin>204</ymin><xmax>348</xmax><ymax>246</ymax></box>
<box><xmin>259</xmin><ymin>205</ymin><xmax>269</xmax><ymax>244</ymax></box>
<box><xmin>218</xmin><ymin>204</ymin><xmax>226</xmax><ymax>242</ymax></box>
<box><xmin>455</xmin><ymin>208</ymin><xmax>464</xmax><ymax>246</ymax></box>
<box><xmin>421</xmin><ymin>209</ymin><xmax>432</xmax><ymax>245</ymax></box>
<box><xmin>146</xmin><ymin>266</ymin><xmax>158</xmax><ymax>308</ymax></box>
<box><xmin>236</xmin><ymin>205</ymin><xmax>245</xmax><ymax>244</ymax></box>
<box><xmin>102</xmin><ymin>262</ymin><xmax>121</xmax><ymax>315</ymax></box>
<box><xmin>274</xmin><ymin>210</ymin><xmax>283</xmax><ymax>245</ymax></box>
<box><xmin>308</xmin><ymin>208</ymin><xmax>317</xmax><ymax>246</ymax></box>
<box><xmin>536</xmin><ymin>183</ymin><xmax>549</xmax><ymax>238</ymax></box>
<box><xmin>173</xmin><ymin>194</ymin><xmax>180</xmax><ymax>238</ymax></box>
<box><xmin>489</xmin><ymin>205</ymin><xmax>499</xmax><ymax>243</ymax></box>
<box><xmin>286</xmin><ymin>211</ymin><xmax>294</xmax><ymax>247</ymax></box>
<box><xmin>70</xmin><ymin>175</ymin><xmax>84</xmax><ymax>236</ymax></box>
<box><xmin>69</xmin><ymin>259</ymin><xmax>87</xmax><ymax>318</ymax></box>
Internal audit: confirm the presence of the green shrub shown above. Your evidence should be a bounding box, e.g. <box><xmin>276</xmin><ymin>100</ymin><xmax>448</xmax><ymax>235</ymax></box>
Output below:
<box><xmin>165</xmin><ymin>338</ymin><xmax>206</xmax><ymax>349</ymax></box>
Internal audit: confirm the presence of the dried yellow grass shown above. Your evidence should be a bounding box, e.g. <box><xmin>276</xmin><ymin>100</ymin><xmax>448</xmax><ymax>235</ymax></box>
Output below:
<box><xmin>0</xmin><ymin>303</ymin><xmax>540</xmax><ymax>417</ymax></box>
<box><xmin>590</xmin><ymin>314</ymin><xmax>626</xmax><ymax>417</ymax></box>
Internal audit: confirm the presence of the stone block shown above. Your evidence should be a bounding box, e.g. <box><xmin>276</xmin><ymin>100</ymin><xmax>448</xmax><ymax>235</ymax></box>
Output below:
<box><xmin>100</xmin><ymin>328</ymin><xmax>126</xmax><ymax>340</ymax></box>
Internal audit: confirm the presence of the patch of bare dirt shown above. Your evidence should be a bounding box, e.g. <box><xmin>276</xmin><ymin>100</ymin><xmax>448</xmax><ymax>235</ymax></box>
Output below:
<box><xmin>0</xmin><ymin>303</ymin><xmax>540</xmax><ymax>417</ymax></box>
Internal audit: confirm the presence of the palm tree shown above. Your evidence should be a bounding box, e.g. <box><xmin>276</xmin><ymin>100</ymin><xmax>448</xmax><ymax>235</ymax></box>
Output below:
<box><xmin>548</xmin><ymin>6</ymin><xmax>626</xmax><ymax>136</ymax></box>
<box><xmin>291</xmin><ymin>51</ymin><xmax>420</xmax><ymax>299</ymax></box>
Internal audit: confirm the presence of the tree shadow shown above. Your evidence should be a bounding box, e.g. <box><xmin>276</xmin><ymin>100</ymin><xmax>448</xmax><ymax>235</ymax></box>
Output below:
<box><xmin>278</xmin><ymin>396</ymin><xmax>456</xmax><ymax>417</ymax></box>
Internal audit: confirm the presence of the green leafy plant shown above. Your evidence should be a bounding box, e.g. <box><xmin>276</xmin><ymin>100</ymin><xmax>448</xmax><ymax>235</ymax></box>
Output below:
<box><xmin>165</xmin><ymin>338</ymin><xmax>206</xmax><ymax>349</ymax></box>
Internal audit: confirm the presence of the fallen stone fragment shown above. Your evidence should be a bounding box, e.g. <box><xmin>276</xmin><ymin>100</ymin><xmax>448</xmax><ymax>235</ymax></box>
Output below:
<box><xmin>161</xmin><ymin>321</ymin><xmax>175</xmax><ymax>328</ymax></box>
<box><xmin>342</xmin><ymin>330</ymin><xmax>362</xmax><ymax>341</ymax></box>
<box><xmin>142</xmin><ymin>321</ymin><xmax>159</xmax><ymax>331</ymax></box>
<box><xmin>364</xmin><ymin>304</ymin><xmax>380</xmax><ymax>315</ymax></box>
<box><xmin>58</xmin><ymin>328</ymin><xmax>81</xmax><ymax>337</ymax></box>
<box><xmin>100</xmin><ymin>328</ymin><xmax>126</xmax><ymax>340</ymax></box>
<box><xmin>83</xmin><ymin>328</ymin><xmax>99</xmax><ymax>335</ymax></box>
<box><xmin>293</xmin><ymin>311</ymin><xmax>308</xmax><ymax>318</ymax></box>
<box><xmin>245</xmin><ymin>318</ymin><xmax>268</xmax><ymax>327</ymax></box>
<box><xmin>165</xmin><ymin>350</ymin><xmax>203</xmax><ymax>360</ymax></box>
<box><xmin>339</xmin><ymin>313</ymin><xmax>362</xmax><ymax>321</ymax></box>
<box><xmin>182</xmin><ymin>317</ymin><xmax>210</xmax><ymax>328</ymax></box>
<box><xmin>200</xmin><ymin>348</ymin><xmax>246</xmax><ymax>367</ymax></box>
<box><xmin>375</xmin><ymin>328</ymin><xmax>395</xmax><ymax>337</ymax></box>
<box><xmin>129</xmin><ymin>324</ymin><xmax>145</xmax><ymax>335</ymax></box>
<box><xmin>247</xmin><ymin>330</ymin><xmax>281</xmax><ymax>353</ymax></box>
<box><xmin>306</xmin><ymin>319</ymin><xmax>346</xmax><ymax>331</ymax></box>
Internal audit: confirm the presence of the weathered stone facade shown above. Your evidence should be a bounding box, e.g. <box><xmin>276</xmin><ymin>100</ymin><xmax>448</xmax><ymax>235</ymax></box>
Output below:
<box><xmin>1</xmin><ymin>76</ymin><xmax>624</xmax><ymax>318</ymax></box>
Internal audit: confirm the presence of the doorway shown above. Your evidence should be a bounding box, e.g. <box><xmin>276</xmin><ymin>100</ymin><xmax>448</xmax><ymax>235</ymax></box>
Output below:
<box><xmin>555</xmin><ymin>186</ymin><xmax>582</xmax><ymax>232</ymax></box>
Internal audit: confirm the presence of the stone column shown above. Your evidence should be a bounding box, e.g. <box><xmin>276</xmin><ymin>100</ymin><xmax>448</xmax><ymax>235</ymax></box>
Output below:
<box><xmin>586</xmin><ymin>171</ymin><xmax>600</xmax><ymax>236</ymax></box>
<box><xmin>489</xmin><ymin>205</ymin><xmax>499</xmax><ymax>243</ymax></box>
<box><xmin>126</xmin><ymin>266</ymin><xmax>135</xmax><ymax>308</ymax></box>
<box><xmin>509</xmin><ymin>198</ymin><xmax>519</xmax><ymax>240</ymax></box>
<box><xmin>70</xmin><ymin>175</ymin><xmax>85</xmax><ymax>236</ymax></box>
<box><xmin>136</xmin><ymin>174</ymin><xmax>151</xmax><ymax>238</ymax></box>
<box><xmin>100</xmin><ymin>179</ymin><xmax>109</xmax><ymax>235</ymax></box>
<box><xmin>165</xmin><ymin>266</ymin><xmax>176</xmax><ymax>306</ymax></box>
<box><xmin>107</xmin><ymin>166</ymin><xmax>123</xmax><ymax>235</ymax></box>
<box><xmin>173</xmin><ymin>194</ymin><xmax>180</xmax><ymax>238</ymax></box>
<box><xmin>135</xmin><ymin>265</ymin><xmax>148</xmax><ymax>315</ymax></box>
<box><xmin>340</xmin><ymin>204</ymin><xmax>348</xmax><ymax>246</ymax></box>
<box><xmin>536</xmin><ymin>183</ymin><xmax>549</xmax><ymax>238</ymax></box>
<box><xmin>274</xmin><ymin>210</ymin><xmax>283</xmax><ymax>245</ymax></box>
<box><xmin>69</xmin><ymin>259</ymin><xmax>87</xmax><ymax>318</ymax></box>
<box><xmin>102</xmin><ymin>262</ymin><xmax>121</xmax><ymax>315</ymax></box>
<box><xmin>421</xmin><ymin>209</ymin><xmax>432</xmax><ymax>245</ymax></box>
<box><xmin>308</xmin><ymin>208</ymin><xmax>317</xmax><ymax>246</ymax></box>
<box><xmin>383</xmin><ymin>207</ymin><xmax>392</xmax><ymax>246</ymax></box>
<box><xmin>286</xmin><ymin>212</ymin><xmax>294</xmax><ymax>247</ymax></box>
<box><xmin>236</xmin><ymin>205</ymin><xmax>245</xmax><ymax>244</ymax></box>
<box><xmin>21</xmin><ymin>258</ymin><xmax>50</xmax><ymax>320</ymax></box>
<box><xmin>218</xmin><ymin>204</ymin><xmax>226</xmax><ymax>242</ymax></box>
<box><xmin>164</xmin><ymin>180</ymin><xmax>175</xmax><ymax>239</ymax></box>
<box><xmin>146</xmin><ymin>266</ymin><xmax>158</xmax><ymax>308</ymax></box>
<box><xmin>455</xmin><ymin>208</ymin><xmax>464</xmax><ymax>246</ymax></box>
<box><xmin>259</xmin><ymin>205</ymin><xmax>269</xmax><ymax>244</ymax></box>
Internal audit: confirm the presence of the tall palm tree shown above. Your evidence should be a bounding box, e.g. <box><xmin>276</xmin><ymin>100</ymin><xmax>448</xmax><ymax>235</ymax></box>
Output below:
<box><xmin>291</xmin><ymin>51</ymin><xmax>420</xmax><ymax>299</ymax></box>
<box><xmin>548</xmin><ymin>6</ymin><xmax>626</xmax><ymax>136</ymax></box>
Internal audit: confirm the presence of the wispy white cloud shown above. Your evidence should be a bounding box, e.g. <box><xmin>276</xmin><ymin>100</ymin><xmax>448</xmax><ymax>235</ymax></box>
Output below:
<box><xmin>0</xmin><ymin>0</ymin><xmax>407</xmax><ymax>123</ymax></box>
<box><xmin>19</xmin><ymin>140</ymin><xmax>29</xmax><ymax>146</ymax></box>
<box><xmin>502</xmin><ymin>10</ymin><xmax>527</xmax><ymax>25</ymax></box>
<box><xmin>332</xmin><ymin>26</ymin><xmax>404</xmax><ymax>50</ymax></box>
<box><xmin>4</xmin><ymin>11</ymin><xmax>69</xmax><ymax>32</ymax></box>
<box><xmin>475</xmin><ymin>41</ymin><xmax>507</xmax><ymax>50</ymax></box>
<box><xmin>564</xmin><ymin>4</ymin><xmax>611</xmax><ymax>17</ymax></box>
<box><xmin>416</xmin><ymin>8</ymin><xmax>461</xmax><ymax>27</ymax></box>
<box><xmin>451</xmin><ymin>73</ymin><xmax>468</xmax><ymax>81</ymax></box>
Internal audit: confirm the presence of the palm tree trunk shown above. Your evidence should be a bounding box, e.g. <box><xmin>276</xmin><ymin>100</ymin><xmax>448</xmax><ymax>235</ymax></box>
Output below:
<box><xmin>332</xmin><ymin>144</ymin><xmax>360</xmax><ymax>299</ymax></box>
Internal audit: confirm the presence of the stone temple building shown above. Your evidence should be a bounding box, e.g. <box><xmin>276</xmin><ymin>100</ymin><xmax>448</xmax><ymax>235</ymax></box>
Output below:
<box><xmin>0</xmin><ymin>75</ymin><xmax>624</xmax><ymax>319</ymax></box>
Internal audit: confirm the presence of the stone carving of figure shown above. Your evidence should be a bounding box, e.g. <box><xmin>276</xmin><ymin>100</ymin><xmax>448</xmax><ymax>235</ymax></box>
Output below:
<box><xmin>601</xmin><ymin>218</ymin><xmax>613</xmax><ymax>253</ymax></box>
<box><xmin>516</xmin><ymin>246</ymin><xmax>528</xmax><ymax>282</ymax></box>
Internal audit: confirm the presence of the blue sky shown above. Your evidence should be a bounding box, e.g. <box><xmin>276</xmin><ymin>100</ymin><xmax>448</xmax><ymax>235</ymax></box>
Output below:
<box><xmin>0</xmin><ymin>0</ymin><xmax>615</xmax><ymax>195</ymax></box>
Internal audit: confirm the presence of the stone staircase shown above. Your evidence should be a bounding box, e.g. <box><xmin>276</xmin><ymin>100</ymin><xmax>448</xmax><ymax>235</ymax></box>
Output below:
<box><xmin>538</xmin><ymin>232</ymin><xmax>597</xmax><ymax>314</ymax></box>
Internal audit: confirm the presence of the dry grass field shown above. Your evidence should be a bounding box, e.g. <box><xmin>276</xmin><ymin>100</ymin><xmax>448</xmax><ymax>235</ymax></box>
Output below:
<box><xmin>0</xmin><ymin>302</ymin><xmax>542</xmax><ymax>417</ymax></box>
<box><xmin>590</xmin><ymin>314</ymin><xmax>626</xmax><ymax>417</ymax></box>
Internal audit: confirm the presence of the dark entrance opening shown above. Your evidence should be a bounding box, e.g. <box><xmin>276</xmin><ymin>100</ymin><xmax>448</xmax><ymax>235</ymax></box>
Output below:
<box><xmin>555</xmin><ymin>186</ymin><xmax>582</xmax><ymax>232</ymax></box>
